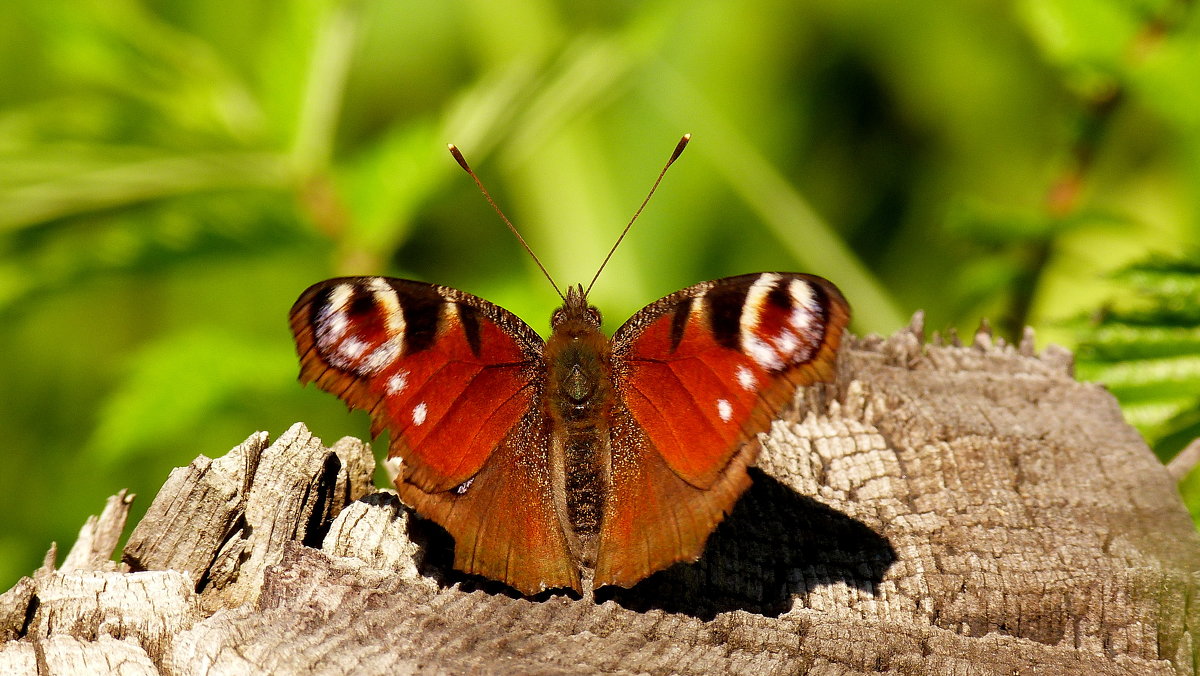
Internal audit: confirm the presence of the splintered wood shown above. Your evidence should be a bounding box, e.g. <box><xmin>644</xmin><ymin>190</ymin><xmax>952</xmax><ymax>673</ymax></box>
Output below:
<box><xmin>1</xmin><ymin>316</ymin><xmax>1196</xmax><ymax>675</ymax></box>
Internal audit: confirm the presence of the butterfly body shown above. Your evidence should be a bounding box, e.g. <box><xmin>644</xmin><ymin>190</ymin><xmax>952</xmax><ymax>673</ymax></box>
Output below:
<box><xmin>291</xmin><ymin>272</ymin><xmax>849</xmax><ymax>595</ymax></box>
<box><xmin>544</xmin><ymin>284</ymin><xmax>613</xmax><ymax>566</ymax></box>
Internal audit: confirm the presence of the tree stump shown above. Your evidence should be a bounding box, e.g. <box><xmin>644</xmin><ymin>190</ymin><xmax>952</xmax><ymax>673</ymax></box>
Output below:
<box><xmin>1</xmin><ymin>316</ymin><xmax>1196</xmax><ymax>674</ymax></box>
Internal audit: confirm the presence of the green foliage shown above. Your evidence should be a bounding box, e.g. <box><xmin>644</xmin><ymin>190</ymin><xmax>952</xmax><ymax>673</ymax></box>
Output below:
<box><xmin>1</xmin><ymin>0</ymin><xmax>1199</xmax><ymax>588</ymax></box>
<box><xmin>1076</xmin><ymin>255</ymin><xmax>1200</xmax><ymax>460</ymax></box>
<box><xmin>1180</xmin><ymin>463</ymin><xmax>1200</xmax><ymax>524</ymax></box>
<box><xmin>86</xmin><ymin>328</ymin><xmax>297</xmax><ymax>464</ymax></box>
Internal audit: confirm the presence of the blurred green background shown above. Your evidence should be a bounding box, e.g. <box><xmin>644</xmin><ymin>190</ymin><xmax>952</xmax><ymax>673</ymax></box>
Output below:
<box><xmin>2</xmin><ymin>0</ymin><xmax>1199</xmax><ymax>590</ymax></box>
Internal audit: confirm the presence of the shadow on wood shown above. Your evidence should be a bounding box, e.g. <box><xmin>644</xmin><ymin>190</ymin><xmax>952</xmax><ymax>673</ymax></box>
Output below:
<box><xmin>423</xmin><ymin>469</ymin><xmax>896</xmax><ymax>619</ymax></box>
<box><xmin>599</xmin><ymin>470</ymin><xmax>896</xmax><ymax>619</ymax></box>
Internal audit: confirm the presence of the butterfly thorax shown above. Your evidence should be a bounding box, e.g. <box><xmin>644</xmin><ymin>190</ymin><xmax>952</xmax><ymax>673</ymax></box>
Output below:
<box><xmin>544</xmin><ymin>285</ymin><xmax>613</xmax><ymax>565</ymax></box>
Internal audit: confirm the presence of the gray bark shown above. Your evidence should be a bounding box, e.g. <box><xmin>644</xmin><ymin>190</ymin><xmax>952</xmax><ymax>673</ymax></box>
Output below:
<box><xmin>1</xmin><ymin>316</ymin><xmax>1197</xmax><ymax>675</ymax></box>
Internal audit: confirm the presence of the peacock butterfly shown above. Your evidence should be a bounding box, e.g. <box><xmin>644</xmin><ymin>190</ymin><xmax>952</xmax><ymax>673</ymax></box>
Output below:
<box><xmin>289</xmin><ymin>136</ymin><xmax>850</xmax><ymax>595</ymax></box>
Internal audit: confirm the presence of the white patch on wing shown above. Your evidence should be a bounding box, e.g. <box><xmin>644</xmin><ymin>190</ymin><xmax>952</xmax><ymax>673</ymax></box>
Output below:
<box><xmin>717</xmin><ymin>399</ymin><xmax>733</xmax><ymax>423</ymax></box>
<box><xmin>333</xmin><ymin>336</ymin><xmax>369</xmax><ymax>369</ymax></box>
<box><xmin>386</xmin><ymin>369</ymin><xmax>409</xmax><ymax>395</ymax></box>
<box><xmin>360</xmin><ymin>339</ymin><xmax>401</xmax><ymax>375</ymax></box>
<box><xmin>738</xmin><ymin>274</ymin><xmax>781</xmax><ymax>343</ymax></box>
<box><xmin>368</xmin><ymin>277</ymin><xmax>407</xmax><ymax>336</ymax></box>
<box><xmin>788</xmin><ymin>279</ymin><xmax>816</xmax><ymax>332</ymax></box>
<box><xmin>774</xmin><ymin>329</ymin><xmax>799</xmax><ymax>357</ymax></box>
<box><xmin>328</xmin><ymin>283</ymin><xmax>355</xmax><ymax>311</ymax></box>
<box><xmin>745</xmin><ymin>334</ymin><xmax>784</xmax><ymax>371</ymax></box>
<box><xmin>690</xmin><ymin>288</ymin><xmax>708</xmax><ymax>319</ymax></box>
<box><xmin>316</xmin><ymin>283</ymin><xmax>355</xmax><ymax>348</ymax></box>
<box><xmin>736</xmin><ymin>365</ymin><xmax>757</xmax><ymax>391</ymax></box>
<box><xmin>412</xmin><ymin>402</ymin><xmax>428</xmax><ymax>426</ymax></box>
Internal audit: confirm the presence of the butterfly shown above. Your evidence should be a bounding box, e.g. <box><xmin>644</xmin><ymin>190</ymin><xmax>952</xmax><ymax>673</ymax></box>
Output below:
<box><xmin>288</xmin><ymin>138</ymin><xmax>851</xmax><ymax>595</ymax></box>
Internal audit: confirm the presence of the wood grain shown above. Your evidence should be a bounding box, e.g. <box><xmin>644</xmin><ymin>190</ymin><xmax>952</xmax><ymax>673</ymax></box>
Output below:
<box><xmin>1</xmin><ymin>316</ymin><xmax>1196</xmax><ymax>675</ymax></box>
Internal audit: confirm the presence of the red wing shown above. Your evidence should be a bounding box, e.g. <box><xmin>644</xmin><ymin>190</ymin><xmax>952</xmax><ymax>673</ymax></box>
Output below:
<box><xmin>594</xmin><ymin>405</ymin><xmax>758</xmax><ymax>588</ymax></box>
<box><xmin>397</xmin><ymin>408</ymin><xmax>581</xmax><ymax>594</ymax></box>
<box><xmin>290</xmin><ymin>277</ymin><xmax>578</xmax><ymax>593</ymax></box>
<box><xmin>595</xmin><ymin>273</ymin><xmax>849</xmax><ymax>587</ymax></box>
<box><xmin>291</xmin><ymin>277</ymin><xmax>543</xmax><ymax>492</ymax></box>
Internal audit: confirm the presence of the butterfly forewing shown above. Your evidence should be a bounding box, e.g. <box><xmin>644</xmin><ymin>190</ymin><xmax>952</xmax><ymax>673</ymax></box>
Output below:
<box><xmin>290</xmin><ymin>277</ymin><xmax>579</xmax><ymax>593</ymax></box>
<box><xmin>292</xmin><ymin>277</ymin><xmax>542</xmax><ymax>490</ymax></box>
<box><xmin>595</xmin><ymin>273</ymin><xmax>849</xmax><ymax>587</ymax></box>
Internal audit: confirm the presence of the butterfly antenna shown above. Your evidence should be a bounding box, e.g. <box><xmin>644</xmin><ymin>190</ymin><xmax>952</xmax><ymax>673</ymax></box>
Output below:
<box><xmin>585</xmin><ymin>134</ymin><xmax>691</xmax><ymax>297</ymax></box>
<box><xmin>448</xmin><ymin>144</ymin><xmax>565</xmax><ymax>301</ymax></box>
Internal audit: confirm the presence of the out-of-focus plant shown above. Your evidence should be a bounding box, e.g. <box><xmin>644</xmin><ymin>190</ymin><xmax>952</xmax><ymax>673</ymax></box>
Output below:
<box><xmin>936</xmin><ymin>0</ymin><xmax>1200</xmax><ymax>342</ymax></box>
<box><xmin>1</xmin><ymin>0</ymin><xmax>1199</xmax><ymax>588</ymax></box>
<box><xmin>1076</xmin><ymin>255</ymin><xmax>1200</xmax><ymax>456</ymax></box>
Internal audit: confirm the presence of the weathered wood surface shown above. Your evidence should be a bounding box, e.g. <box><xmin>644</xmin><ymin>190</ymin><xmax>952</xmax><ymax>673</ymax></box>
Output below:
<box><xmin>1</xmin><ymin>316</ymin><xmax>1197</xmax><ymax>675</ymax></box>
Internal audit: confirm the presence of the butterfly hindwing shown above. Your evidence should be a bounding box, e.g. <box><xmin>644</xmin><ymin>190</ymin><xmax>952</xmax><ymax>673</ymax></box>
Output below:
<box><xmin>595</xmin><ymin>273</ymin><xmax>850</xmax><ymax>587</ymax></box>
<box><xmin>290</xmin><ymin>277</ymin><xmax>579</xmax><ymax>593</ymax></box>
<box><xmin>401</xmin><ymin>406</ymin><xmax>582</xmax><ymax>593</ymax></box>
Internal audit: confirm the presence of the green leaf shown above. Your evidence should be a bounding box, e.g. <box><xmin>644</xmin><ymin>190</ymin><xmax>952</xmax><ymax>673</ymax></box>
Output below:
<box><xmin>1075</xmin><ymin>324</ymin><xmax>1200</xmax><ymax>361</ymax></box>
<box><xmin>1179</xmin><ymin>461</ymin><xmax>1200</xmax><ymax>523</ymax></box>
<box><xmin>0</xmin><ymin>150</ymin><xmax>292</xmax><ymax>233</ymax></box>
<box><xmin>1075</xmin><ymin>252</ymin><xmax>1200</xmax><ymax>453</ymax></box>
<box><xmin>1016</xmin><ymin>0</ymin><xmax>1140</xmax><ymax>95</ymax></box>
<box><xmin>1132</xmin><ymin>16</ymin><xmax>1200</xmax><ymax>134</ymax></box>
<box><xmin>34</xmin><ymin>0</ymin><xmax>264</xmax><ymax>142</ymax></box>
<box><xmin>1080</xmin><ymin>355</ymin><xmax>1200</xmax><ymax>400</ymax></box>
<box><xmin>945</xmin><ymin>199</ymin><xmax>1054</xmax><ymax>246</ymax></box>
<box><xmin>87</xmin><ymin>328</ymin><xmax>297</xmax><ymax>464</ymax></box>
<box><xmin>0</xmin><ymin>190</ymin><xmax>302</xmax><ymax>315</ymax></box>
<box><xmin>333</xmin><ymin>118</ymin><xmax>444</xmax><ymax>258</ymax></box>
